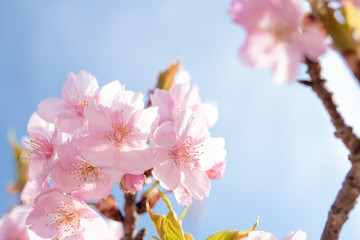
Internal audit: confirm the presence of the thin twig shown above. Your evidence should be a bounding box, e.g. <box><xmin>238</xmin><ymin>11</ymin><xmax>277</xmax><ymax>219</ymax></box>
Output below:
<box><xmin>299</xmin><ymin>59</ymin><xmax>360</xmax><ymax>240</ymax></box>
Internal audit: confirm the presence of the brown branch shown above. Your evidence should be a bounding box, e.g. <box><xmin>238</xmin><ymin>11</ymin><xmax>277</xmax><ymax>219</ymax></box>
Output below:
<box><xmin>122</xmin><ymin>193</ymin><xmax>139</xmax><ymax>240</ymax></box>
<box><xmin>299</xmin><ymin>59</ymin><xmax>360</xmax><ymax>240</ymax></box>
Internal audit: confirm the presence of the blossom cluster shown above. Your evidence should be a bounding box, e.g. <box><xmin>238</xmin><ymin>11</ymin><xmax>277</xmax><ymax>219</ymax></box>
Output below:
<box><xmin>1</xmin><ymin>67</ymin><xmax>226</xmax><ymax>239</ymax></box>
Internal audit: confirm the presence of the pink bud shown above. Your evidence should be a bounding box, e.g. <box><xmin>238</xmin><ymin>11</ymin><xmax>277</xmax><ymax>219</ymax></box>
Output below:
<box><xmin>121</xmin><ymin>174</ymin><xmax>146</xmax><ymax>192</ymax></box>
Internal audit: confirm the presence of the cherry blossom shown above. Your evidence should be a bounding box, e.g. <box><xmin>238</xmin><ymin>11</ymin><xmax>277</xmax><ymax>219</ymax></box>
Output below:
<box><xmin>52</xmin><ymin>137</ymin><xmax>122</xmax><ymax>201</ymax></box>
<box><xmin>26</xmin><ymin>113</ymin><xmax>60</xmax><ymax>183</ymax></box>
<box><xmin>82</xmin><ymin>85</ymin><xmax>159</xmax><ymax>176</ymax></box>
<box><xmin>229</xmin><ymin>0</ymin><xmax>326</xmax><ymax>84</ymax></box>
<box><xmin>26</xmin><ymin>190</ymin><xmax>111</xmax><ymax>240</ymax></box>
<box><xmin>152</xmin><ymin>110</ymin><xmax>226</xmax><ymax>205</ymax></box>
<box><xmin>150</xmin><ymin>82</ymin><xmax>218</xmax><ymax>128</ymax></box>
<box><xmin>38</xmin><ymin>71</ymin><xmax>99</xmax><ymax>134</ymax></box>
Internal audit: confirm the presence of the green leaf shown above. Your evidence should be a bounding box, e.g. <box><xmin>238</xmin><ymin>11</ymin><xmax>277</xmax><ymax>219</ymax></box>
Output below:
<box><xmin>207</xmin><ymin>217</ymin><xmax>259</xmax><ymax>240</ymax></box>
<box><xmin>147</xmin><ymin>189</ymin><xmax>189</xmax><ymax>240</ymax></box>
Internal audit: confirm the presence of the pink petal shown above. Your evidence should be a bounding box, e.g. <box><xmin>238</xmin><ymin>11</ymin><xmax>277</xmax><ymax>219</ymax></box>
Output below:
<box><xmin>61</xmin><ymin>71</ymin><xmax>99</xmax><ymax>101</ymax></box>
<box><xmin>196</xmin><ymin>101</ymin><xmax>218</xmax><ymax>128</ymax></box>
<box><xmin>272</xmin><ymin>43</ymin><xmax>301</xmax><ymax>85</ymax></box>
<box><xmin>37</xmin><ymin>98</ymin><xmax>67</xmax><ymax>123</ymax></box>
<box><xmin>27</xmin><ymin>112</ymin><xmax>54</xmax><ymax>137</ymax></box>
<box><xmin>99</xmin><ymin>80</ymin><xmax>125</xmax><ymax>107</ymax></box>
<box><xmin>150</xmin><ymin>89</ymin><xmax>174</xmax><ymax>124</ymax></box>
<box><xmin>201</xmin><ymin>137</ymin><xmax>226</xmax><ymax>167</ymax></box>
<box><xmin>153</xmin><ymin>151</ymin><xmax>181</xmax><ymax>190</ymax></box>
<box><xmin>56</xmin><ymin>110</ymin><xmax>87</xmax><ymax>134</ymax></box>
<box><xmin>239</xmin><ymin>31</ymin><xmax>277</xmax><ymax>68</ymax></box>
<box><xmin>173</xmin><ymin>184</ymin><xmax>193</xmax><ymax>206</ymax></box>
<box><xmin>84</xmin><ymin>100</ymin><xmax>109</xmax><ymax>138</ymax></box>
<box><xmin>173</xmin><ymin>109</ymin><xmax>193</xmax><ymax>138</ymax></box>
<box><xmin>134</xmin><ymin>106</ymin><xmax>159</xmax><ymax>138</ymax></box>
<box><xmin>182</xmin><ymin>169</ymin><xmax>211</xmax><ymax>202</ymax></box>
<box><xmin>297</xmin><ymin>25</ymin><xmax>326</xmax><ymax>61</ymax></box>
<box><xmin>115</xmin><ymin>145</ymin><xmax>154</xmax><ymax>175</ymax></box>
<box><xmin>153</xmin><ymin>121</ymin><xmax>176</xmax><ymax>151</ymax></box>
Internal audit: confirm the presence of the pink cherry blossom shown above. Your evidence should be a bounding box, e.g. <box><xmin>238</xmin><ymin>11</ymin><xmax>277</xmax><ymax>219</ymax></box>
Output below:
<box><xmin>38</xmin><ymin>71</ymin><xmax>99</xmax><ymax>134</ymax></box>
<box><xmin>83</xmin><ymin>84</ymin><xmax>158</xmax><ymax>176</ymax></box>
<box><xmin>152</xmin><ymin>110</ymin><xmax>226</xmax><ymax>205</ymax></box>
<box><xmin>52</xmin><ymin>137</ymin><xmax>122</xmax><ymax>201</ymax></box>
<box><xmin>150</xmin><ymin>82</ymin><xmax>218</xmax><ymax>128</ymax></box>
<box><xmin>26</xmin><ymin>112</ymin><xmax>61</xmax><ymax>183</ymax></box>
<box><xmin>26</xmin><ymin>190</ymin><xmax>111</xmax><ymax>240</ymax></box>
<box><xmin>121</xmin><ymin>174</ymin><xmax>146</xmax><ymax>192</ymax></box>
<box><xmin>229</xmin><ymin>0</ymin><xmax>326</xmax><ymax>84</ymax></box>
<box><xmin>243</xmin><ymin>230</ymin><xmax>307</xmax><ymax>240</ymax></box>
<box><xmin>206</xmin><ymin>159</ymin><xmax>226</xmax><ymax>180</ymax></box>
<box><xmin>0</xmin><ymin>205</ymin><xmax>35</xmax><ymax>240</ymax></box>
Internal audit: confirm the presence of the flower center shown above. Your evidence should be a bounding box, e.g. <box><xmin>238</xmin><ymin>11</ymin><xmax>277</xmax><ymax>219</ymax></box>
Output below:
<box><xmin>171</xmin><ymin>137</ymin><xmax>204</xmax><ymax>169</ymax></box>
<box><xmin>270</xmin><ymin>24</ymin><xmax>293</xmax><ymax>43</ymax></box>
<box><xmin>65</xmin><ymin>90</ymin><xmax>89</xmax><ymax>116</ymax></box>
<box><xmin>69</xmin><ymin>155</ymin><xmax>102</xmax><ymax>186</ymax></box>
<box><xmin>107</xmin><ymin>110</ymin><xmax>139</xmax><ymax>146</ymax></box>
<box><xmin>46</xmin><ymin>204</ymin><xmax>81</xmax><ymax>239</ymax></box>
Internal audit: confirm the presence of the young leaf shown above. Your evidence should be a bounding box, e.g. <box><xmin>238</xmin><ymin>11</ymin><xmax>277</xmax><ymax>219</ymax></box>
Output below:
<box><xmin>156</xmin><ymin>61</ymin><xmax>180</xmax><ymax>91</ymax></box>
<box><xmin>207</xmin><ymin>217</ymin><xmax>259</xmax><ymax>240</ymax></box>
<box><xmin>147</xmin><ymin>189</ymin><xmax>191</xmax><ymax>240</ymax></box>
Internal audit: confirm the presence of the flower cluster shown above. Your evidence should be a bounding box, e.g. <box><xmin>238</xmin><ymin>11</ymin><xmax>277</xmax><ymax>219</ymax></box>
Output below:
<box><xmin>4</xmin><ymin>67</ymin><xmax>226</xmax><ymax>239</ymax></box>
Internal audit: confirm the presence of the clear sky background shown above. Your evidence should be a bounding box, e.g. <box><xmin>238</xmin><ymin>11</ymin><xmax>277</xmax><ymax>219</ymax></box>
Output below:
<box><xmin>1</xmin><ymin>1</ymin><xmax>360</xmax><ymax>239</ymax></box>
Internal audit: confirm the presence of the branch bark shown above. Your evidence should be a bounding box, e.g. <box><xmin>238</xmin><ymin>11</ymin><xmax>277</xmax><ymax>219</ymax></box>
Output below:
<box><xmin>122</xmin><ymin>193</ymin><xmax>139</xmax><ymax>240</ymax></box>
<box><xmin>299</xmin><ymin>59</ymin><xmax>360</xmax><ymax>240</ymax></box>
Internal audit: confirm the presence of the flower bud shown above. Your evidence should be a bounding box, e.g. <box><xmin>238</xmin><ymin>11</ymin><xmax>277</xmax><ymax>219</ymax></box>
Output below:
<box><xmin>121</xmin><ymin>174</ymin><xmax>146</xmax><ymax>192</ymax></box>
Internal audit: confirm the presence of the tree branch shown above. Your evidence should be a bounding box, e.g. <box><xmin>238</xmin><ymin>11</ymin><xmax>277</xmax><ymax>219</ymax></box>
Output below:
<box><xmin>122</xmin><ymin>193</ymin><xmax>139</xmax><ymax>240</ymax></box>
<box><xmin>299</xmin><ymin>59</ymin><xmax>360</xmax><ymax>240</ymax></box>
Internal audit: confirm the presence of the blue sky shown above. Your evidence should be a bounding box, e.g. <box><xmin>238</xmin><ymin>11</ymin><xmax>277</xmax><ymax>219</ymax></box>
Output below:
<box><xmin>1</xmin><ymin>0</ymin><xmax>359</xmax><ymax>239</ymax></box>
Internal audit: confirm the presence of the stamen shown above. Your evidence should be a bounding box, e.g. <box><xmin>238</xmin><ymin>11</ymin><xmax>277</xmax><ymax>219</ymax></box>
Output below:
<box><xmin>171</xmin><ymin>136</ymin><xmax>204</xmax><ymax>169</ymax></box>
<box><xmin>69</xmin><ymin>154</ymin><xmax>101</xmax><ymax>185</ymax></box>
<box><xmin>26</xmin><ymin>128</ymin><xmax>53</xmax><ymax>160</ymax></box>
